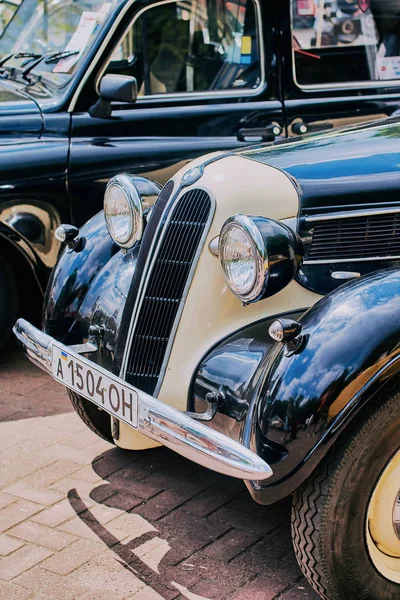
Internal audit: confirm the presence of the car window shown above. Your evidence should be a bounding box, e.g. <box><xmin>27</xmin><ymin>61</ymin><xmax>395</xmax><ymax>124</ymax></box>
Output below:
<box><xmin>108</xmin><ymin>0</ymin><xmax>262</xmax><ymax>96</ymax></box>
<box><xmin>0</xmin><ymin>0</ymin><xmax>119</xmax><ymax>87</ymax></box>
<box><xmin>292</xmin><ymin>0</ymin><xmax>400</xmax><ymax>87</ymax></box>
<box><xmin>0</xmin><ymin>0</ymin><xmax>20</xmax><ymax>36</ymax></box>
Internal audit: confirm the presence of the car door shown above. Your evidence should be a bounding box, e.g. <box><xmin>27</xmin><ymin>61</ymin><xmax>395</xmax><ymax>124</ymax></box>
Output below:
<box><xmin>68</xmin><ymin>0</ymin><xmax>285</xmax><ymax>226</ymax></box>
<box><xmin>280</xmin><ymin>0</ymin><xmax>400</xmax><ymax>137</ymax></box>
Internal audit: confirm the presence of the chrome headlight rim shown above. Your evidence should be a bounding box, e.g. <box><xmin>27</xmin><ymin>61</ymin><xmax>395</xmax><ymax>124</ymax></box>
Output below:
<box><xmin>104</xmin><ymin>174</ymin><xmax>143</xmax><ymax>249</ymax></box>
<box><xmin>219</xmin><ymin>214</ymin><xmax>269</xmax><ymax>303</ymax></box>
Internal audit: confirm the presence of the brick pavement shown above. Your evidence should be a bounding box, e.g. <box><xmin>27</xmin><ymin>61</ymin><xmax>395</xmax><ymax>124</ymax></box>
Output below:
<box><xmin>0</xmin><ymin>344</ymin><xmax>318</xmax><ymax>600</ymax></box>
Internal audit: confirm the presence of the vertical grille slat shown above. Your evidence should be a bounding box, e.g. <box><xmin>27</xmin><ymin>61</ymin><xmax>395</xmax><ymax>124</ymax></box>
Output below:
<box><xmin>306</xmin><ymin>213</ymin><xmax>400</xmax><ymax>261</ymax></box>
<box><xmin>125</xmin><ymin>189</ymin><xmax>212</xmax><ymax>394</ymax></box>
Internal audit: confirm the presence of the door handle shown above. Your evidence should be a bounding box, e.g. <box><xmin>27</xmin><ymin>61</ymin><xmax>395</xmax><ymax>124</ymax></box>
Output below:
<box><xmin>237</xmin><ymin>123</ymin><xmax>282</xmax><ymax>142</ymax></box>
<box><xmin>292</xmin><ymin>121</ymin><xmax>334</xmax><ymax>135</ymax></box>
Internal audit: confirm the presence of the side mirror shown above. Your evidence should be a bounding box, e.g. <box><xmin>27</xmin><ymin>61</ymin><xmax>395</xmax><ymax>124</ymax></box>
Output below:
<box><xmin>89</xmin><ymin>74</ymin><xmax>138</xmax><ymax>119</ymax></box>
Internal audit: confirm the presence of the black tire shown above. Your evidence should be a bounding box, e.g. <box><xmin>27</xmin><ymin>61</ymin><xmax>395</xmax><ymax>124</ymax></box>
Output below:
<box><xmin>292</xmin><ymin>387</ymin><xmax>400</xmax><ymax>600</ymax></box>
<box><xmin>0</xmin><ymin>255</ymin><xmax>18</xmax><ymax>352</ymax></box>
<box><xmin>68</xmin><ymin>389</ymin><xmax>114</xmax><ymax>444</ymax></box>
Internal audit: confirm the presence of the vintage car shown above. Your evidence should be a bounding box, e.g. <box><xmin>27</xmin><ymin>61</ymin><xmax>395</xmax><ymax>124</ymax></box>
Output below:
<box><xmin>14</xmin><ymin>117</ymin><xmax>400</xmax><ymax>599</ymax></box>
<box><xmin>2</xmin><ymin>0</ymin><xmax>400</xmax><ymax>349</ymax></box>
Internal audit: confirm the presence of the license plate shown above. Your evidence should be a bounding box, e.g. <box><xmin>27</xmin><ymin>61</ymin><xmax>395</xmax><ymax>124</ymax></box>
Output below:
<box><xmin>52</xmin><ymin>344</ymin><xmax>138</xmax><ymax>428</ymax></box>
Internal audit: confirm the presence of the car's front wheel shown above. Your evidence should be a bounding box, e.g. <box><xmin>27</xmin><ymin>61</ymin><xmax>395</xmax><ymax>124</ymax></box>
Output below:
<box><xmin>292</xmin><ymin>387</ymin><xmax>400</xmax><ymax>600</ymax></box>
<box><xmin>68</xmin><ymin>390</ymin><xmax>114</xmax><ymax>444</ymax></box>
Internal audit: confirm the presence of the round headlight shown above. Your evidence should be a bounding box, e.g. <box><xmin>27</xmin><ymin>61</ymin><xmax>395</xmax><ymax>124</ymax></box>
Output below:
<box><xmin>219</xmin><ymin>216</ymin><xmax>267</xmax><ymax>303</ymax></box>
<box><xmin>219</xmin><ymin>215</ymin><xmax>303</xmax><ymax>303</ymax></box>
<box><xmin>104</xmin><ymin>174</ymin><xmax>143</xmax><ymax>248</ymax></box>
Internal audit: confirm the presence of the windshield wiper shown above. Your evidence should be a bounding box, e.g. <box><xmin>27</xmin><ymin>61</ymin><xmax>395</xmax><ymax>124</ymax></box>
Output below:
<box><xmin>0</xmin><ymin>50</ymin><xmax>79</xmax><ymax>83</ymax></box>
<box><xmin>21</xmin><ymin>50</ymin><xmax>80</xmax><ymax>78</ymax></box>
<box><xmin>0</xmin><ymin>52</ymin><xmax>41</xmax><ymax>68</ymax></box>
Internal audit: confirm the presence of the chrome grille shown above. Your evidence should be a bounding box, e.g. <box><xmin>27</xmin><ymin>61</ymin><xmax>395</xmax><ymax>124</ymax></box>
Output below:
<box><xmin>125</xmin><ymin>188</ymin><xmax>212</xmax><ymax>395</ymax></box>
<box><xmin>307</xmin><ymin>213</ymin><xmax>400</xmax><ymax>262</ymax></box>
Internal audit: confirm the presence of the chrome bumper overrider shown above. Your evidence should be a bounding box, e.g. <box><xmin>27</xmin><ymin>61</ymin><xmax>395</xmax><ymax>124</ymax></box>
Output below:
<box><xmin>13</xmin><ymin>319</ymin><xmax>273</xmax><ymax>482</ymax></box>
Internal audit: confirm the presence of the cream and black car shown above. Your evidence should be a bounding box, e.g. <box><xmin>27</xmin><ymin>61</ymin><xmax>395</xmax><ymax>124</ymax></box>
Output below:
<box><xmin>15</xmin><ymin>118</ymin><xmax>400</xmax><ymax>600</ymax></box>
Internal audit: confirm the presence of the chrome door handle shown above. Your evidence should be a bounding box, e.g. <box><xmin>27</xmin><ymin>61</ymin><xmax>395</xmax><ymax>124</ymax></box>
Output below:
<box><xmin>292</xmin><ymin>121</ymin><xmax>334</xmax><ymax>135</ymax></box>
<box><xmin>237</xmin><ymin>123</ymin><xmax>282</xmax><ymax>142</ymax></box>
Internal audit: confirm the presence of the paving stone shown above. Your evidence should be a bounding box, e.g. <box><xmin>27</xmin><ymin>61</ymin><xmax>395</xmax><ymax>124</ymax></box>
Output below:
<box><xmin>39</xmin><ymin>539</ymin><xmax>105</xmax><ymax>575</ymax></box>
<box><xmin>0</xmin><ymin>452</ymin><xmax>57</xmax><ymax>488</ymax></box>
<box><xmin>0</xmin><ymin>492</ymin><xmax>17</xmax><ymax>510</ymax></box>
<box><xmin>181</xmin><ymin>487</ymin><xmax>241</xmax><ymax>518</ymax></box>
<box><xmin>0</xmin><ymin>376</ymin><xmax>49</xmax><ymax>396</ymax></box>
<box><xmin>133</xmin><ymin>536</ymin><xmax>171</xmax><ymax>574</ymax></box>
<box><xmin>68</xmin><ymin>551</ymin><xmax>145</xmax><ymax>598</ymax></box>
<box><xmin>78</xmin><ymin>591</ymin><xmax>134</xmax><ymax>600</ymax></box>
<box><xmin>40</xmin><ymin>442</ymin><xmax>109</xmax><ymax>467</ymax></box>
<box><xmin>31</xmin><ymin>497</ymin><xmax>87</xmax><ymax>528</ymax></box>
<box><xmin>277</xmin><ymin>581</ymin><xmax>319</xmax><ymax>599</ymax></box>
<box><xmin>129</xmin><ymin>586</ymin><xmax>167</xmax><ymax>599</ymax></box>
<box><xmin>68</xmin><ymin>465</ymin><xmax>103</xmax><ymax>483</ymax></box>
<box><xmin>84</xmin><ymin>503</ymin><xmax>125</xmax><ymax>525</ymax></box>
<box><xmin>105</xmin><ymin>512</ymin><xmax>157</xmax><ymax>543</ymax></box>
<box><xmin>0</xmin><ymin>579</ymin><xmax>34</xmax><ymax>600</ymax></box>
<box><xmin>0</xmin><ymin>500</ymin><xmax>44</xmax><ymax>533</ymax></box>
<box><xmin>13</xmin><ymin>566</ymin><xmax>89</xmax><ymax>599</ymax></box>
<box><xmin>3</xmin><ymin>481</ymin><xmax>64</xmax><ymax>506</ymax></box>
<box><xmin>102</xmin><ymin>492</ymin><xmax>143</xmax><ymax>512</ymax></box>
<box><xmin>0</xmin><ymin>533</ymin><xmax>25</xmax><ymax>556</ymax></box>
<box><xmin>194</xmin><ymin>528</ymin><xmax>261</xmax><ymax>562</ymax></box>
<box><xmin>8</xmin><ymin>520</ymin><xmax>77</xmax><ymax>551</ymax></box>
<box><xmin>102</xmin><ymin>477</ymin><xmax>163</xmax><ymax>501</ymax></box>
<box><xmin>63</xmin><ymin>431</ymin><xmax>103</xmax><ymax>451</ymax></box>
<box><xmin>0</xmin><ymin>543</ymin><xmax>53</xmax><ymax>580</ymax></box>
<box><xmin>57</xmin><ymin>517</ymin><xmax>107</xmax><ymax>543</ymax></box>
<box><xmin>229</xmin><ymin>576</ymin><xmax>287</xmax><ymax>600</ymax></box>
<box><xmin>23</xmin><ymin>460</ymin><xmax>83</xmax><ymax>488</ymax></box>
<box><xmin>136</xmin><ymin>490</ymin><xmax>195</xmax><ymax>522</ymax></box>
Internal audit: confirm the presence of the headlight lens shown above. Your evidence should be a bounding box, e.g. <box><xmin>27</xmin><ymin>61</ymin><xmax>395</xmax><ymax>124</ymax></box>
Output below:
<box><xmin>219</xmin><ymin>214</ymin><xmax>303</xmax><ymax>303</ymax></box>
<box><xmin>104</xmin><ymin>175</ymin><xmax>143</xmax><ymax>248</ymax></box>
<box><xmin>219</xmin><ymin>215</ymin><xmax>267</xmax><ymax>303</ymax></box>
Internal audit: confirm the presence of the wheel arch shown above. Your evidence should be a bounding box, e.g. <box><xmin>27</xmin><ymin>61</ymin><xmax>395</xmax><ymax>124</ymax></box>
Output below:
<box><xmin>0</xmin><ymin>225</ymin><xmax>44</xmax><ymax>322</ymax></box>
<box><xmin>247</xmin><ymin>268</ymin><xmax>400</xmax><ymax>504</ymax></box>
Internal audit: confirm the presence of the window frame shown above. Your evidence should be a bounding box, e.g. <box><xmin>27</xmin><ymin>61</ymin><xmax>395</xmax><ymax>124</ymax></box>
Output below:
<box><xmin>290</xmin><ymin>1</ymin><xmax>400</xmax><ymax>92</ymax></box>
<box><xmin>95</xmin><ymin>0</ymin><xmax>266</xmax><ymax>103</ymax></box>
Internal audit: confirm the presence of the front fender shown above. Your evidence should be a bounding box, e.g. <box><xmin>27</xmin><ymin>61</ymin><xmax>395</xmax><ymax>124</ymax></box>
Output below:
<box><xmin>249</xmin><ymin>267</ymin><xmax>400</xmax><ymax>503</ymax></box>
<box><xmin>43</xmin><ymin>211</ymin><xmax>117</xmax><ymax>342</ymax></box>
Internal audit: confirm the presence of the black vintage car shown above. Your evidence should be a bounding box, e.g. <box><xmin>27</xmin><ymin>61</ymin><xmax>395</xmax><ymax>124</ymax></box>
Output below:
<box><xmin>2</xmin><ymin>0</ymin><xmax>400</xmax><ymax>348</ymax></box>
<box><xmin>15</xmin><ymin>117</ymin><xmax>400</xmax><ymax>599</ymax></box>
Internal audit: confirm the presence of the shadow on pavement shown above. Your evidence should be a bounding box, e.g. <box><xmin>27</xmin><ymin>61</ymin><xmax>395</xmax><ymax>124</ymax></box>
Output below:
<box><xmin>67</xmin><ymin>445</ymin><xmax>313</xmax><ymax>599</ymax></box>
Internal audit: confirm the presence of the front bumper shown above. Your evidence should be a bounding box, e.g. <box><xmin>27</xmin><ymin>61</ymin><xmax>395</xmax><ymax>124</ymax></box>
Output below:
<box><xmin>13</xmin><ymin>318</ymin><xmax>273</xmax><ymax>482</ymax></box>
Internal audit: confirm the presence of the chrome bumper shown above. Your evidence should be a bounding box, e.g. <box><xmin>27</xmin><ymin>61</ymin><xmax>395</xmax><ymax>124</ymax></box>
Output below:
<box><xmin>13</xmin><ymin>319</ymin><xmax>272</xmax><ymax>482</ymax></box>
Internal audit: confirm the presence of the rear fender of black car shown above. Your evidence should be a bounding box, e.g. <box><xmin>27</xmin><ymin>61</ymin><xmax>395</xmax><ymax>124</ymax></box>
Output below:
<box><xmin>248</xmin><ymin>268</ymin><xmax>400</xmax><ymax>503</ymax></box>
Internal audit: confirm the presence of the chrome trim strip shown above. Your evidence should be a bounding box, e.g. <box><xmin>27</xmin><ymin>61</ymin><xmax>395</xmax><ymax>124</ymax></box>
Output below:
<box><xmin>331</xmin><ymin>271</ymin><xmax>361</xmax><ymax>280</ymax></box>
<box><xmin>69</xmin><ymin>0</ymin><xmax>266</xmax><ymax>112</ymax></box>
<box><xmin>153</xmin><ymin>191</ymin><xmax>216</xmax><ymax>396</ymax></box>
<box><xmin>305</xmin><ymin>255</ymin><xmax>400</xmax><ymax>265</ymax></box>
<box><xmin>306</xmin><ymin>207</ymin><xmax>400</xmax><ymax>222</ymax></box>
<box><xmin>119</xmin><ymin>186</ymin><xmax>216</xmax><ymax>394</ymax></box>
<box><xmin>13</xmin><ymin>319</ymin><xmax>272</xmax><ymax>482</ymax></box>
<box><xmin>393</xmin><ymin>490</ymin><xmax>400</xmax><ymax>540</ymax></box>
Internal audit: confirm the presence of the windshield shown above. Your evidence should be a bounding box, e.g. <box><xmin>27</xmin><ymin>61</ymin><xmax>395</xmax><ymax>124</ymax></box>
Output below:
<box><xmin>0</xmin><ymin>0</ymin><xmax>119</xmax><ymax>87</ymax></box>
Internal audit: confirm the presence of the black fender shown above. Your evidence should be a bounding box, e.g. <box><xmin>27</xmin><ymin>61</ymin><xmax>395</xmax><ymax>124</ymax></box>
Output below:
<box><xmin>248</xmin><ymin>267</ymin><xmax>400</xmax><ymax>504</ymax></box>
<box><xmin>0</xmin><ymin>221</ymin><xmax>47</xmax><ymax>294</ymax></box>
<box><xmin>43</xmin><ymin>211</ymin><xmax>117</xmax><ymax>343</ymax></box>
